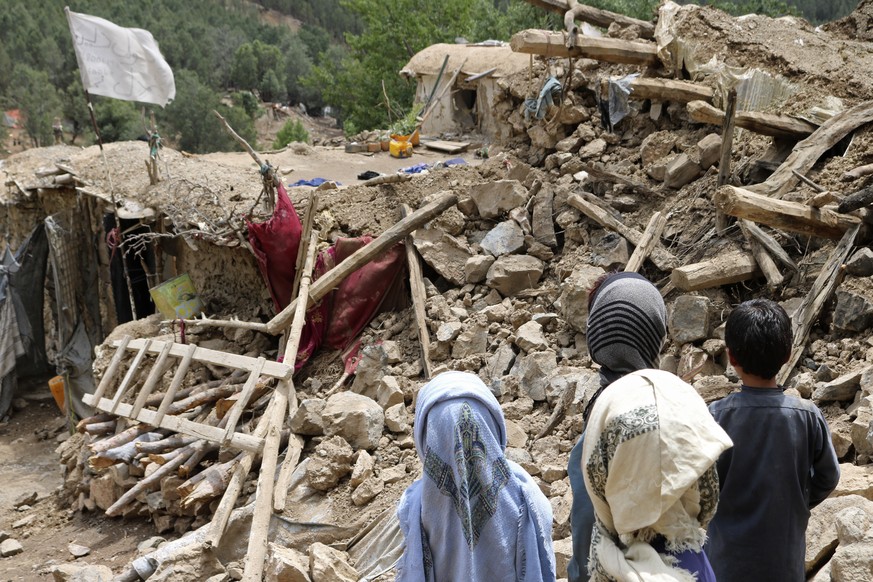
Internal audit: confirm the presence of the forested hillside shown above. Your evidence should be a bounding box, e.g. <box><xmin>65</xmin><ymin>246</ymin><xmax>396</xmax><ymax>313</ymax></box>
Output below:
<box><xmin>0</xmin><ymin>0</ymin><xmax>858</xmax><ymax>154</ymax></box>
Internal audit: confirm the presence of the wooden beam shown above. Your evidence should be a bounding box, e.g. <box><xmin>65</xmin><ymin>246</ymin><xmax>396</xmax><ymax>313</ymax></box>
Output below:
<box><xmin>716</xmin><ymin>89</ymin><xmax>738</xmax><ymax>235</ymax></box>
<box><xmin>671</xmin><ymin>250</ymin><xmax>760</xmax><ymax>291</ymax></box>
<box><xmin>624</xmin><ymin>77</ymin><xmax>713</xmax><ymax>104</ymax></box>
<box><xmin>523</xmin><ymin>0</ymin><xmax>655</xmax><ymax>38</ymax></box>
<box><xmin>741</xmin><ymin>220</ymin><xmax>798</xmax><ymax>272</ymax></box>
<box><xmin>580</xmin><ymin>163</ymin><xmax>657</xmax><ymax>196</ymax></box>
<box><xmin>777</xmin><ymin>224</ymin><xmax>860</xmax><ymax>384</ymax></box>
<box><xmin>266</xmin><ymin>192</ymin><xmax>459</xmax><ymax>334</ymax></box>
<box><xmin>568</xmin><ymin>192</ymin><xmax>678</xmax><ymax>270</ymax></box>
<box><xmin>750</xmin><ymin>100</ymin><xmax>873</xmax><ymax>197</ymax></box>
<box><xmin>401</xmin><ymin>204</ymin><xmax>434</xmax><ymax>379</ymax></box>
<box><xmin>510</xmin><ymin>29</ymin><xmax>658</xmax><ymax>67</ymax></box>
<box><xmin>625</xmin><ymin>212</ymin><xmax>666</xmax><ymax>272</ymax></box>
<box><xmin>838</xmin><ymin>185</ymin><xmax>873</xmax><ymax>214</ymax></box>
<box><xmin>687</xmin><ymin>100</ymin><xmax>817</xmax><ymax>139</ymax></box>
<box><xmin>714</xmin><ymin>185</ymin><xmax>861</xmax><ymax>240</ymax></box>
<box><xmin>739</xmin><ymin>221</ymin><xmax>783</xmax><ymax>287</ymax></box>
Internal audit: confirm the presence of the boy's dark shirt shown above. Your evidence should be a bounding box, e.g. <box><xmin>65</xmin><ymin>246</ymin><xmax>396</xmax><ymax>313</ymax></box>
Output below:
<box><xmin>705</xmin><ymin>386</ymin><xmax>840</xmax><ymax>581</ymax></box>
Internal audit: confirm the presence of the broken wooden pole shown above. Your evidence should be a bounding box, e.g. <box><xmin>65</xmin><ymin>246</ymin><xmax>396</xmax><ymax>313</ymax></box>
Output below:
<box><xmin>750</xmin><ymin>100</ymin><xmax>873</xmax><ymax>197</ymax></box>
<box><xmin>242</xmin><ymin>229</ymin><xmax>318</xmax><ymax>582</ymax></box>
<box><xmin>714</xmin><ymin>185</ymin><xmax>861</xmax><ymax>240</ymax></box>
<box><xmin>361</xmin><ymin>173</ymin><xmax>413</xmax><ymax>187</ymax></box>
<box><xmin>621</xmin><ymin>77</ymin><xmax>713</xmax><ymax>104</ymax></box>
<box><xmin>291</xmin><ymin>192</ymin><xmax>318</xmax><ymax>300</ymax></box>
<box><xmin>741</xmin><ymin>220</ymin><xmax>798</xmax><ymax>272</ymax></box>
<box><xmin>625</xmin><ymin>211</ymin><xmax>666</xmax><ymax>272</ymax></box>
<box><xmin>777</xmin><ymin>224</ymin><xmax>860</xmax><ymax>385</ymax></box>
<box><xmin>266</xmin><ymin>192</ymin><xmax>459</xmax><ymax>334</ymax></box>
<box><xmin>687</xmin><ymin>100</ymin><xmax>818</xmax><ymax>139</ymax></box>
<box><xmin>401</xmin><ymin>204</ymin><xmax>434</xmax><ymax>379</ymax></box>
<box><xmin>580</xmin><ymin>163</ymin><xmax>657</xmax><ymax>196</ymax></box>
<box><xmin>105</xmin><ymin>444</ymin><xmax>196</xmax><ymax>517</ymax></box>
<box><xmin>837</xmin><ymin>185</ymin><xmax>873</xmax><ymax>214</ymax></box>
<box><xmin>739</xmin><ymin>221</ymin><xmax>783</xmax><ymax>288</ymax></box>
<box><xmin>510</xmin><ymin>29</ymin><xmax>658</xmax><ymax>66</ymax></box>
<box><xmin>523</xmin><ymin>0</ymin><xmax>655</xmax><ymax>38</ymax></box>
<box><xmin>842</xmin><ymin>162</ymin><xmax>873</xmax><ymax>182</ymax></box>
<box><xmin>568</xmin><ymin>192</ymin><xmax>678</xmax><ymax>270</ymax></box>
<box><xmin>715</xmin><ymin>89</ymin><xmax>738</xmax><ymax>235</ymax></box>
<box><xmin>671</xmin><ymin>250</ymin><xmax>760</xmax><ymax>291</ymax></box>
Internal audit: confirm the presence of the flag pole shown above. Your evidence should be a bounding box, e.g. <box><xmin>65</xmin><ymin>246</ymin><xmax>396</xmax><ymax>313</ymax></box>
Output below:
<box><xmin>84</xmin><ymin>89</ymin><xmax>139</xmax><ymax>321</ymax></box>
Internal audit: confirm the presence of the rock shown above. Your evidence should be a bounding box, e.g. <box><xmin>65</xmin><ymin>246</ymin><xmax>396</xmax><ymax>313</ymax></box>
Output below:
<box><xmin>533</xmin><ymin>183</ymin><xmax>558</xmax><ymax>248</ymax></box>
<box><xmin>148</xmin><ymin>543</ymin><xmax>226</xmax><ymax>582</ymax></box>
<box><xmin>847</xmin><ymin>248</ymin><xmax>873</xmax><ymax>277</ymax></box>
<box><xmin>413</xmin><ymin>227</ymin><xmax>473</xmax><ymax>285</ymax></box>
<box><xmin>136</xmin><ymin>536</ymin><xmax>165</xmax><ymax>553</ymax></box>
<box><xmin>89</xmin><ymin>472</ymin><xmax>122</xmax><ymax>512</ymax></box>
<box><xmin>511</xmin><ymin>350</ymin><xmax>558</xmax><ymax>401</ymax></box>
<box><xmin>356</xmin><ymin>375</ymin><xmax>404</xmax><ymax>410</ymax></box>
<box><xmin>381</xmin><ymin>341</ymin><xmax>403</xmax><ymax>364</ymax></box>
<box><xmin>830</xmin><ymin>415</ymin><xmax>855</xmax><ymax>459</ymax></box>
<box><xmin>290</xmin><ymin>399</ymin><xmax>326</xmax><ymax>436</ymax></box>
<box><xmin>835</xmin><ymin>506</ymin><xmax>873</xmax><ymax>545</ymax></box>
<box><xmin>12</xmin><ymin>514</ymin><xmax>34</xmax><ymax>528</ymax></box>
<box><xmin>813</xmin><ymin>369</ymin><xmax>864</xmax><ymax>403</ymax></box>
<box><xmin>528</xmin><ymin>124</ymin><xmax>563</xmax><ymax>150</ymax></box>
<box><xmin>830</xmin><ymin>540</ymin><xmax>873</xmax><ymax>582</ymax></box>
<box><xmin>322</xmin><ymin>392</ymin><xmax>384</xmax><ymax>450</ymax></box>
<box><xmin>664</xmin><ymin>153</ymin><xmax>702</xmax><ymax>189</ymax></box>
<box><xmin>266</xmin><ymin>544</ymin><xmax>311</xmax><ymax>582</ymax></box>
<box><xmin>435</xmin><ymin>321</ymin><xmax>463</xmax><ymax>342</ymax></box>
<box><xmin>350</xmin><ymin>344</ymin><xmax>386</xmax><ymax>395</ymax></box>
<box><xmin>349</xmin><ymin>450</ymin><xmax>374</xmax><ymax>488</ymax></box>
<box><xmin>0</xmin><ymin>538</ymin><xmax>22</xmax><ymax>557</ymax></box>
<box><xmin>381</xmin><ymin>464</ymin><xmax>407</xmax><ymax>485</ymax></box>
<box><xmin>678</xmin><ymin>346</ymin><xmax>724</xmax><ymax>381</ymax></box>
<box><xmin>515</xmin><ymin>321</ymin><xmax>548</xmax><ymax>352</ymax></box>
<box><xmin>305</xmin><ymin>436</ymin><xmax>355</xmax><ymax>491</ymax></box>
<box><xmin>51</xmin><ymin>564</ymin><xmax>114</xmax><ymax>581</ymax></box>
<box><xmin>697</xmin><ymin>133</ymin><xmax>722</xmax><ymax>169</ymax></box>
<box><xmin>790</xmin><ymin>371</ymin><xmax>817</xmax><ymax>399</ymax></box>
<box><xmin>384</xmin><ymin>403</ymin><xmax>410</xmax><ymax>433</ymax></box>
<box><xmin>13</xmin><ymin>491</ymin><xmax>37</xmax><ymax>508</ymax></box>
<box><xmin>833</xmin><ymin>463</ymin><xmax>873</xmax><ymax>500</ymax></box>
<box><xmin>554</xmin><ymin>537</ymin><xmax>573</xmax><ymax>578</ymax></box>
<box><xmin>558</xmin><ymin>264</ymin><xmax>605</xmax><ymax>332</ymax></box>
<box><xmin>68</xmin><ymin>543</ymin><xmax>90</xmax><ymax>558</ymax></box>
<box><xmin>351</xmin><ymin>475</ymin><xmax>384</xmax><ymax>506</ymax></box>
<box><xmin>542</xmin><ymin>465</ymin><xmax>567</xmax><ymax>482</ymax></box>
<box><xmin>640</xmin><ymin>131</ymin><xmax>677</xmax><ymax>166</ymax></box>
<box><xmin>0</xmin><ymin>531</ymin><xmax>7</xmax><ymax>543</ymax></box>
<box><xmin>486</xmin><ymin>255</ymin><xmax>544</xmax><ymax>297</ymax></box>
<box><xmin>670</xmin><ymin>295</ymin><xmax>711</xmax><ymax>344</ymax></box>
<box><xmin>469</xmin><ymin>180</ymin><xmax>529</xmax><ymax>219</ymax></box>
<box><xmin>486</xmin><ymin>342</ymin><xmax>517</xmax><ymax>379</ymax></box>
<box><xmin>464</xmin><ymin>255</ymin><xmax>495</xmax><ymax>284</ymax></box>
<box><xmin>505</xmin><ymin>419</ymin><xmax>528</xmax><ymax>449</ymax></box>
<box><xmin>481</xmin><ymin>221</ymin><xmax>526</xmax><ymax>257</ymax></box>
<box><xmin>579</xmin><ymin>138</ymin><xmax>607</xmax><ymax>159</ymax></box>
<box><xmin>590</xmin><ymin>231</ymin><xmax>630</xmax><ymax>269</ymax></box>
<box><xmin>309</xmin><ymin>542</ymin><xmax>358</xmax><ymax>582</ymax></box>
<box><xmin>551</xmin><ymin>489</ymin><xmax>572</xmax><ymax>538</ymax></box>
<box><xmin>805</xmin><ymin>495</ymin><xmax>873</xmax><ymax>573</ymax></box>
<box><xmin>832</xmin><ymin>288</ymin><xmax>873</xmax><ymax>332</ymax></box>
<box><xmin>693</xmin><ymin>376</ymin><xmax>738</xmax><ymax>404</ymax></box>
<box><xmin>852</xmin><ymin>408</ymin><xmax>873</xmax><ymax>458</ymax></box>
<box><xmin>555</xmin><ymin>135</ymin><xmax>582</xmax><ymax>153</ymax></box>
<box><xmin>452</xmin><ymin>320</ymin><xmax>488</xmax><ymax>359</ymax></box>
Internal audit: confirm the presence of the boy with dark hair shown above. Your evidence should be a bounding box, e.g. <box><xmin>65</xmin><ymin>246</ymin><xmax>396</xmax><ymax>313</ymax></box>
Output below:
<box><xmin>706</xmin><ymin>299</ymin><xmax>840</xmax><ymax>581</ymax></box>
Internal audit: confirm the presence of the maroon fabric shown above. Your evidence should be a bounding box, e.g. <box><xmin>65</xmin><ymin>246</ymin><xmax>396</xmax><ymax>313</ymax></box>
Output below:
<box><xmin>246</xmin><ymin>183</ymin><xmax>302</xmax><ymax>312</ymax></box>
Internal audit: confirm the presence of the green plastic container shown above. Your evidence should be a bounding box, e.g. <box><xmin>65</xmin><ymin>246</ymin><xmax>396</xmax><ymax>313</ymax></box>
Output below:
<box><xmin>149</xmin><ymin>274</ymin><xmax>203</xmax><ymax>319</ymax></box>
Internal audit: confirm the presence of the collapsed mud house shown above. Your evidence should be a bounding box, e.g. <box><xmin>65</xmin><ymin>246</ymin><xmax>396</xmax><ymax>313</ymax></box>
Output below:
<box><xmin>2</xmin><ymin>0</ymin><xmax>873</xmax><ymax>580</ymax></box>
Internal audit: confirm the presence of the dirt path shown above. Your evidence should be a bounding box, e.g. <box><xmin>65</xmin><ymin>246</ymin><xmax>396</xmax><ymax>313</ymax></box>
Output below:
<box><xmin>0</xmin><ymin>387</ymin><xmax>167</xmax><ymax>581</ymax></box>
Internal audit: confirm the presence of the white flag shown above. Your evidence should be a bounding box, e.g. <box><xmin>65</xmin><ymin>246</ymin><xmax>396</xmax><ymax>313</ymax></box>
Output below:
<box><xmin>65</xmin><ymin>8</ymin><xmax>175</xmax><ymax>107</ymax></box>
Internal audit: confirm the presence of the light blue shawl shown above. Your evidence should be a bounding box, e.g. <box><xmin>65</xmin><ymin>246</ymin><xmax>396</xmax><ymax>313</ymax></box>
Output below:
<box><xmin>396</xmin><ymin>371</ymin><xmax>556</xmax><ymax>582</ymax></box>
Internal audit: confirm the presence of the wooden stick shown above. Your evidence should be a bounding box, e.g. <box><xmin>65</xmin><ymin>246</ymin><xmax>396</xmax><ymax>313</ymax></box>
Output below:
<box><xmin>130</xmin><ymin>340</ymin><xmax>173</xmax><ymax>418</ymax></box>
<box><xmin>792</xmin><ymin>169</ymin><xmax>827</xmax><ymax>192</ymax></box>
<box><xmin>291</xmin><ymin>193</ymin><xmax>318</xmax><ymax>300</ymax></box>
<box><xmin>90</xmin><ymin>424</ymin><xmax>153</xmax><ymax>454</ymax></box>
<box><xmin>243</xmin><ymin>230</ymin><xmax>319</xmax><ymax>582</ymax></box>
<box><xmin>109</xmin><ymin>339</ymin><xmax>152</xmax><ymax>414</ymax></box>
<box><xmin>105</xmin><ymin>445</ymin><xmax>195</xmax><ymax>517</ymax></box>
<box><xmin>777</xmin><ymin>224</ymin><xmax>860</xmax><ymax>384</ymax></box>
<box><xmin>271</xmin><ymin>434</ymin><xmax>305</xmax><ymax>512</ymax></box>
<box><xmin>179</xmin><ymin>440</ymin><xmax>216</xmax><ymax>478</ymax></box>
<box><xmin>266</xmin><ymin>192</ymin><xmax>459</xmax><ymax>334</ymax></box>
<box><xmin>212</xmin><ymin>110</ymin><xmax>279</xmax><ymax>187</ymax></box>
<box><xmin>567</xmin><ymin>192</ymin><xmax>678</xmax><ymax>270</ymax></box>
<box><xmin>837</xmin><ymin>185</ymin><xmax>873</xmax><ymax>214</ymax></box>
<box><xmin>625</xmin><ymin>212</ymin><xmax>666</xmax><ymax>272</ymax></box>
<box><xmin>222</xmin><ymin>358</ymin><xmax>266</xmax><ymax>444</ymax></box>
<box><xmin>92</xmin><ymin>335</ymin><xmax>131</xmax><ymax>402</ymax></box>
<box><xmin>741</xmin><ymin>220</ymin><xmax>798</xmax><ymax>271</ymax></box>
<box><xmin>161</xmin><ymin>317</ymin><xmax>268</xmax><ymax>332</ymax></box>
<box><xmin>714</xmin><ymin>185</ymin><xmax>861</xmax><ymax>240</ymax></box>
<box><xmin>715</xmin><ymin>89</ymin><xmax>738</xmax><ymax>235</ymax></box>
<box><xmin>739</xmin><ymin>221</ymin><xmax>783</xmax><ymax>288</ymax></box>
<box><xmin>510</xmin><ymin>29</ymin><xmax>658</xmax><ymax>66</ymax></box>
<box><xmin>361</xmin><ymin>173</ymin><xmax>413</xmax><ymax>187</ymax></box>
<box><xmin>83</xmin><ymin>420</ymin><xmax>116</xmax><ymax>436</ymax></box>
<box><xmin>581</xmin><ymin>163</ymin><xmax>657</xmax><ymax>196</ymax></box>
<box><xmin>77</xmin><ymin>413</ymin><xmax>116</xmax><ymax>433</ymax></box>
<box><xmin>671</xmin><ymin>250</ymin><xmax>760</xmax><ymax>291</ymax></box>
<box><xmin>400</xmin><ymin>204</ymin><xmax>433</xmax><ymax>379</ymax></box>
<box><xmin>618</xmin><ymin>77</ymin><xmax>713</xmax><ymax>104</ymax></box>
<box><xmin>688</xmin><ymin>100</ymin><xmax>817</xmax><ymax>139</ymax></box>
<box><xmin>523</xmin><ymin>0</ymin><xmax>655</xmax><ymax>38</ymax></box>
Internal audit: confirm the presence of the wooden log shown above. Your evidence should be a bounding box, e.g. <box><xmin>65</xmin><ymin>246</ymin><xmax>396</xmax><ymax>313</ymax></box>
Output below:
<box><xmin>568</xmin><ymin>192</ymin><xmax>679</xmax><ymax>270</ymax></box>
<box><xmin>90</xmin><ymin>432</ymin><xmax>165</xmax><ymax>469</ymax></box>
<box><xmin>105</xmin><ymin>445</ymin><xmax>196</xmax><ymax>517</ymax></box>
<box><xmin>83</xmin><ymin>420</ymin><xmax>116</xmax><ymax>436</ymax></box>
<box><xmin>838</xmin><ymin>185</ymin><xmax>873</xmax><ymax>214</ymax></box>
<box><xmin>291</xmin><ymin>193</ymin><xmax>318</xmax><ymax>300</ymax></box>
<box><xmin>76</xmin><ymin>413</ymin><xmax>116</xmax><ymax>433</ymax></box>
<box><xmin>623</xmin><ymin>77</ymin><xmax>713</xmax><ymax>104</ymax></box>
<box><xmin>266</xmin><ymin>192</ymin><xmax>459</xmax><ymax>334</ymax></box>
<box><xmin>625</xmin><ymin>212</ymin><xmax>666</xmax><ymax>272</ymax></box>
<box><xmin>167</xmin><ymin>384</ymin><xmax>242</xmax><ymax>416</ymax></box>
<box><xmin>842</xmin><ymin>162</ymin><xmax>873</xmax><ymax>182</ymax></box>
<box><xmin>243</xmin><ymin>230</ymin><xmax>318</xmax><ymax>582</ymax></box>
<box><xmin>524</xmin><ymin>0</ymin><xmax>655</xmax><ymax>38</ymax></box>
<box><xmin>716</xmin><ymin>89</ymin><xmax>738</xmax><ymax>235</ymax></box>
<box><xmin>777</xmin><ymin>224</ymin><xmax>860</xmax><ymax>384</ymax></box>
<box><xmin>179</xmin><ymin>440</ymin><xmax>217</xmax><ymax>479</ymax></box>
<box><xmin>751</xmin><ymin>100</ymin><xmax>873</xmax><ymax>197</ymax></box>
<box><xmin>135</xmin><ymin>434</ymin><xmax>197</xmax><ymax>455</ymax></box>
<box><xmin>92</xmin><ymin>335</ymin><xmax>131</xmax><ymax>402</ymax></box>
<box><xmin>580</xmin><ymin>163</ymin><xmax>657</xmax><ymax>196</ymax></box>
<box><xmin>741</xmin><ymin>220</ymin><xmax>798</xmax><ymax>272</ymax></box>
<box><xmin>807</xmin><ymin>191</ymin><xmax>842</xmax><ymax>209</ymax></box>
<box><xmin>271</xmin><ymin>434</ymin><xmax>305</xmax><ymax>512</ymax></box>
<box><xmin>400</xmin><ymin>204</ymin><xmax>433</xmax><ymax>379</ymax></box>
<box><xmin>714</xmin><ymin>185</ymin><xmax>861</xmax><ymax>240</ymax></box>
<box><xmin>179</xmin><ymin>454</ymin><xmax>242</xmax><ymax>507</ymax></box>
<box><xmin>510</xmin><ymin>29</ymin><xmax>658</xmax><ymax>66</ymax></box>
<box><xmin>361</xmin><ymin>173</ymin><xmax>413</xmax><ymax>187</ymax></box>
<box><xmin>671</xmin><ymin>250</ymin><xmax>760</xmax><ymax>291</ymax></box>
<box><xmin>739</xmin><ymin>221</ymin><xmax>783</xmax><ymax>288</ymax></box>
<box><xmin>90</xmin><ymin>424</ymin><xmax>153</xmax><ymax>455</ymax></box>
<box><xmin>687</xmin><ymin>100</ymin><xmax>818</xmax><ymax>139</ymax></box>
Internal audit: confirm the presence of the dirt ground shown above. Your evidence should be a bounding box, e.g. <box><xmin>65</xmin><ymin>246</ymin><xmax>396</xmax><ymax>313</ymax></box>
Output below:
<box><xmin>0</xmin><ymin>386</ymin><xmax>175</xmax><ymax>581</ymax></box>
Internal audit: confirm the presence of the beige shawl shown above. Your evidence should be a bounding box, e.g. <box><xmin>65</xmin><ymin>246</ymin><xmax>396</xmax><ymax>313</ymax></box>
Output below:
<box><xmin>581</xmin><ymin>369</ymin><xmax>732</xmax><ymax>581</ymax></box>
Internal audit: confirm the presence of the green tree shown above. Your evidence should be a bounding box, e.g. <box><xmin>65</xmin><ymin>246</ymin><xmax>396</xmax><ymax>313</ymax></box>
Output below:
<box><xmin>61</xmin><ymin>78</ymin><xmax>92</xmax><ymax>145</ymax></box>
<box><xmin>10</xmin><ymin>66</ymin><xmax>62</xmax><ymax>147</ymax></box>
<box><xmin>273</xmin><ymin>119</ymin><xmax>309</xmax><ymax>149</ymax></box>
<box><xmin>231</xmin><ymin>43</ymin><xmax>259</xmax><ymax>90</ymax></box>
<box><xmin>93</xmin><ymin>99</ymin><xmax>142</xmax><ymax>143</ymax></box>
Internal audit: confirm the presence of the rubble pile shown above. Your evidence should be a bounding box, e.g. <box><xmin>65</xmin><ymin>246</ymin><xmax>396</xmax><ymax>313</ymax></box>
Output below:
<box><xmin>3</xmin><ymin>1</ymin><xmax>873</xmax><ymax>580</ymax></box>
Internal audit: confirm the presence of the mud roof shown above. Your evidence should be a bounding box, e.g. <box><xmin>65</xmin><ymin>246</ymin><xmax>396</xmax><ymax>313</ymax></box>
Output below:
<box><xmin>400</xmin><ymin>43</ymin><xmax>531</xmax><ymax>79</ymax></box>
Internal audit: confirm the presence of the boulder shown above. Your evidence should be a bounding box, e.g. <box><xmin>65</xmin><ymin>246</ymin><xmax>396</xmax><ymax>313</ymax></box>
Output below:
<box><xmin>664</xmin><ymin>153</ymin><xmax>702</xmax><ymax>189</ymax></box>
<box><xmin>381</xmin><ymin>464</ymin><xmax>407</xmax><ymax>485</ymax></box>
<box><xmin>349</xmin><ymin>450</ymin><xmax>374</xmax><ymax>488</ymax></box>
<box><xmin>435</xmin><ymin>321</ymin><xmax>463</xmax><ymax>342</ymax></box>
<box><xmin>469</xmin><ymin>180</ymin><xmax>529</xmax><ymax>219</ymax></box>
<box><xmin>351</xmin><ymin>475</ymin><xmax>384</xmax><ymax>506</ymax></box>
<box><xmin>640</xmin><ymin>131</ymin><xmax>677</xmax><ymax>166</ymax></box>
<box><xmin>481</xmin><ymin>221</ymin><xmax>526</xmax><ymax>257</ymax></box>
<box><xmin>814</xmin><ymin>369</ymin><xmax>864</xmax><ymax>403</ymax></box>
<box><xmin>693</xmin><ymin>376</ymin><xmax>738</xmax><ymax>404</ymax></box>
<box><xmin>835</xmin><ymin>506</ymin><xmax>873</xmax><ymax>545</ymax></box>
<box><xmin>852</xmin><ymin>408</ymin><xmax>873</xmax><ymax>459</ymax></box>
<box><xmin>305</xmin><ymin>436</ymin><xmax>355</xmax><ymax>491</ymax></box>
<box><xmin>322</xmin><ymin>393</ymin><xmax>384</xmax><ymax>450</ymax></box>
<box><xmin>266</xmin><ymin>544</ymin><xmax>311</xmax><ymax>582</ymax></box>
<box><xmin>355</xmin><ymin>375</ymin><xmax>404</xmax><ymax>410</ymax></box>
<box><xmin>290</xmin><ymin>399</ymin><xmax>326</xmax><ymax>436</ymax></box>
<box><xmin>554</xmin><ymin>537</ymin><xmax>573</xmax><ymax>579</ymax></box>
<box><xmin>830</xmin><ymin>540</ymin><xmax>873</xmax><ymax>582</ymax></box>
<box><xmin>579</xmin><ymin>138</ymin><xmax>607</xmax><ymax>159</ymax></box>
<box><xmin>485</xmin><ymin>343</ymin><xmax>517</xmax><ymax>379</ymax></box>
<box><xmin>532</xmin><ymin>183</ymin><xmax>558</xmax><ymax>248</ymax></box>
<box><xmin>558</xmin><ymin>264</ymin><xmax>605</xmax><ymax>332</ymax></box>
<box><xmin>465</xmin><ymin>255</ymin><xmax>496</xmax><ymax>284</ymax></box>
<box><xmin>590</xmin><ymin>231</ymin><xmax>630</xmax><ymax>269</ymax></box>
<box><xmin>528</xmin><ymin>124</ymin><xmax>563</xmax><ymax>150</ymax></box>
<box><xmin>505</xmin><ymin>419</ymin><xmax>528</xmax><ymax>449</ymax></box>
<box><xmin>805</xmin><ymin>495</ymin><xmax>873</xmax><ymax>573</ymax></box>
<box><xmin>515</xmin><ymin>321</ymin><xmax>548</xmax><ymax>353</ymax></box>
<box><xmin>511</xmin><ymin>350</ymin><xmax>558</xmax><ymax>401</ymax></box>
<box><xmin>309</xmin><ymin>543</ymin><xmax>358</xmax><ymax>582</ymax></box>
<box><xmin>486</xmin><ymin>255</ymin><xmax>544</xmax><ymax>297</ymax></box>
<box><xmin>833</xmin><ymin>463</ymin><xmax>873</xmax><ymax>500</ymax></box>
<box><xmin>832</xmin><ymin>289</ymin><xmax>873</xmax><ymax>332</ymax></box>
<box><xmin>452</xmin><ymin>320</ymin><xmax>488</xmax><ymax>359</ymax></box>
<box><xmin>847</xmin><ymin>248</ymin><xmax>873</xmax><ymax>277</ymax></box>
<box><xmin>697</xmin><ymin>133</ymin><xmax>722</xmax><ymax>169</ymax></box>
<box><xmin>51</xmin><ymin>564</ymin><xmax>113</xmax><ymax>582</ymax></box>
<box><xmin>670</xmin><ymin>295</ymin><xmax>711</xmax><ymax>344</ymax></box>
<box><xmin>384</xmin><ymin>403</ymin><xmax>410</xmax><ymax>433</ymax></box>
<box><xmin>413</xmin><ymin>227</ymin><xmax>473</xmax><ymax>285</ymax></box>
<box><xmin>0</xmin><ymin>538</ymin><xmax>22</xmax><ymax>557</ymax></box>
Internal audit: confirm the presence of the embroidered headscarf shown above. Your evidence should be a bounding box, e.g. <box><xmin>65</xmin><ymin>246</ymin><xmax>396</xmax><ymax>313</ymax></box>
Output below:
<box><xmin>396</xmin><ymin>371</ymin><xmax>556</xmax><ymax>582</ymax></box>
